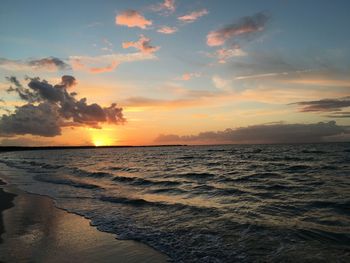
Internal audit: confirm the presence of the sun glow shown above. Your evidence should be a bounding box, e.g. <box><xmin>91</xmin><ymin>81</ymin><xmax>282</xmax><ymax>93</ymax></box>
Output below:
<box><xmin>93</xmin><ymin>138</ymin><xmax>112</xmax><ymax>147</ymax></box>
<box><xmin>90</xmin><ymin>129</ymin><xmax>115</xmax><ymax>146</ymax></box>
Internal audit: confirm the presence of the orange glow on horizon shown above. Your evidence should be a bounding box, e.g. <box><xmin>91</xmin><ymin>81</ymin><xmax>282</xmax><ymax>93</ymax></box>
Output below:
<box><xmin>90</xmin><ymin>128</ymin><xmax>115</xmax><ymax>146</ymax></box>
<box><xmin>93</xmin><ymin>137</ymin><xmax>112</xmax><ymax>147</ymax></box>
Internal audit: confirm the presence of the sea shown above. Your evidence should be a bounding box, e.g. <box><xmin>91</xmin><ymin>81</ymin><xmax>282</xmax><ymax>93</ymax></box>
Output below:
<box><xmin>0</xmin><ymin>143</ymin><xmax>349</xmax><ymax>262</ymax></box>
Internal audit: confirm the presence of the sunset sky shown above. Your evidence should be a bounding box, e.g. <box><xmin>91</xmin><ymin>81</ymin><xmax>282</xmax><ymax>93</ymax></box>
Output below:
<box><xmin>1</xmin><ymin>0</ymin><xmax>350</xmax><ymax>146</ymax></box>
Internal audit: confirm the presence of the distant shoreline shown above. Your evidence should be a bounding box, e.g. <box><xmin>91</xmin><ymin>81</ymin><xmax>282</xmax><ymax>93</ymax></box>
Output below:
<box><xmin>0</xmin><ymin>141</ymin><xmax>349</xmax><ymax>152</ymax></box>
<box><xmin>0</xmin><ymin>144</ymin><xmax>188</xmax><ymax>152</ymax></box>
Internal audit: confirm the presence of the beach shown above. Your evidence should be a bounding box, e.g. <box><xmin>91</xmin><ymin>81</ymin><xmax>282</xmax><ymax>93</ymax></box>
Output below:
<box><xmin>0</xmin><ymin>180</ymin><xmax>16</xmax><ymax>245</ymax></box>
<box><xmin>0</xmin><ymin>178</ymin><xmax>168</xmax><ymax>263</ymax></box>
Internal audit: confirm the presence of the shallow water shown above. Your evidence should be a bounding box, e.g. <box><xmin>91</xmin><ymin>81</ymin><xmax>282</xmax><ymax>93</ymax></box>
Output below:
<box><xmin>1</xmin><ymin>143</ymin><xmax>350</xmax><ymax>262</ymax></box>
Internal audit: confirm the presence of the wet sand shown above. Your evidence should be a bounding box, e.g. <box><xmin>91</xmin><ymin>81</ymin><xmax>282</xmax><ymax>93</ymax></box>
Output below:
<box><xmin>0</xmin><ymin>180</ymin><xmax>16</xmax><ymax>245</ymax></box>
<box><xmin>0</xmin><ymin>179</ymin><xmax>168</xmax><ymax>263</ymax></box>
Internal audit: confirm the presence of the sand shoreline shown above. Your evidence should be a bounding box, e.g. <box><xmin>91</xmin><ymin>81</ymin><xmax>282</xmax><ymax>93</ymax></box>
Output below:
<box><xmin>0</xmin><ymin>180</ymin><xmax>16</xmax><ymax>245</ymax></box>
<box><xmin>0</xmin><ymin>178</ymin><xmax>168</xmax><ymax>263</ymax></box>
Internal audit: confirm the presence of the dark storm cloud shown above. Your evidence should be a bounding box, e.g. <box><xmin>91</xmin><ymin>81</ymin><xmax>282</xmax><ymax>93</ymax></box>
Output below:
<box><xmin>6</xmin><ymin>76</ymin><xmax>39</xmax><ymax>103</ymax></box>
<box><xmin>61</xmin><ymin>75</ymin><xmax>77</xmax><ymax>87</ymax></box>
<box><xmin>155</xmin><ymin>121</ymin><xmax>349</xmax><ymax>144</ymax></box>
<box><xmin>207</xmin><ymin>12</ymin><xmax>270</xmax><ymax>46</ymax></box>
<box><xmin>293</xmin><ymin>97</ymin><xmax>350</xmax><ymax>112</ymax></box>
<box><xmin>0</xmin><ymin>103</ymin><xmax>61</xmax><ymax>137</ymax></box>
<box><xmin>0</xmin><ymin>76</ymin><xmax>125</xmax><ymax>137</ymax></box>
<box><xmin>0</xmin><ymin>57</ymin><xmax>70</xmax><ymax>71</ymax></box>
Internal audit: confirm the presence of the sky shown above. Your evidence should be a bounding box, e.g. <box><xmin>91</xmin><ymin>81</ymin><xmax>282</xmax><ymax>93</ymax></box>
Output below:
<box><xmin>0</xmin><ymin>0</ymin><xmax>350</xmax><ymax>146</ymax></box>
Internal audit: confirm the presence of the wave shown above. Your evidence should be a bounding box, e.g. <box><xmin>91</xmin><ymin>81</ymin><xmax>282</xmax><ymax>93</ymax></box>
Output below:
<box><xmin>264</xmin><ymin>184</ymin><xmax>298</xmax><ymax>191</ymax></box>
<box><xmin>219</xmin><ymin>172</ymin><xmax>282</xmax><ymax>184</ymax></box>
<box><xmin>207</xmin><ymin>149</ymin><xmax>227</xmax><ymax>152</ymax></box>
<box><xmin>296</xmin><ymin>228</ymin><xmax>350</xmax><ymax>244</ymax></box>
<box><xmin>170</xmin><ymin>172</ymin><xmax>215</xmax><ymax>180</ymax></box>
<box><xmin>146</xmin><ymin>187</ymin><xmax>187</xmax><ymax>194</ymax></box>
<box><xmin>100</xmin><ymin>195</ymin><xmax>217</xmax><ymax>214</ymax></box>
<box><xmin>112</xmin><ymin>175</ymin><xmax>181</xmax><ymax>187</ymax></box>
<box><xmin>19</xmin><ymin>160</ymin><xmax>64</xmax><ymax>170</ymax></box>
<box><xmin>320</xmin><ymin>165</ymin><xmax>338</xmax><ymax>170</ymax></box>
<box><xmin>176</xmin><ymin>155</ymin><xmax>197</xmax><ymax>160</ymax></box>
<box><xmin>107</xmin><ymin>166</ymin><xmax>140</xmax><ymax>173</ymax></box>
<box><xmin>285</xmin><ymin>165</ymin><xmax>312</xmax><ymax>172</ymax></box>
<box><xmin>191</xmin><ymin>184</ymin><xmax>248</xmax><ymax>197</ymax></box>
<box><xmin>305</xmin><ymin>200</ymin><xmax>350</xmax><ymax>215</ymax></box>
<box><xmin>250</xmin><ymin>148</ymin><xmax>262</xmax><ymax>153</ymax></box>
<box><xmin>34</xmin><ymin>174</ymin><xmax>101</xmax><ymax>189</ymax></box>
<box><xmin>301</xmin><ymin>149</ymin><xmax>327</xmax><ymax>154</ymax></box>
<box><xmin>262</xmin><ymin>156</ymin><xmax>315</xmax><ymax>162</ymax></box>
<box><xmin>70</xmin><ymin>167</ymin><xmax>112</xmax><ymax>178</ymax></box>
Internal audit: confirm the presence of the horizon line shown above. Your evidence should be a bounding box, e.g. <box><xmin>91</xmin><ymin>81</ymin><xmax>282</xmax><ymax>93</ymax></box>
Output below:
<box><xmin>1</xmin><ymin>141</ymin><xmax>349</xmax><ymax>152</ymax></box>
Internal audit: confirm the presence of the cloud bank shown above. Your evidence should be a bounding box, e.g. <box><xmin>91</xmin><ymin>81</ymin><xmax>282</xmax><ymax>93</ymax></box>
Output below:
<box><xmin>326</xmin><ymin>112</ymin><xmax>350</xmax><ymax>118</ymax></box>
<box><xmin>207</xmin><ymin>12</ymin><xmax>269</xmax><ymax>46</ymax></box>
<box><xmin>293</xmin><ymin>97</ymin><xmax>350</xmax><ymax>113</ymax></box>
<box><xmin>115</xmin><ymin>10</ymin><xmax>152</xmax><ymax>29</ymax></box>
<box><xmin>0</xmin><ymin>76</ymin><xmax>125</xmax><ymax>137</ymax></box>
<box><xmin>155</xmin><ymin>121</ymin><xmax>349</xmax><ymax>144</ymax></box>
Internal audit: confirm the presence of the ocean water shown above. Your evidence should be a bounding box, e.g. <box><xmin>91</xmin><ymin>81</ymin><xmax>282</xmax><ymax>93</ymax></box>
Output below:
<box><xmin>0</xmin><ymin>143</ymin><xmax>349</xmax><ymax>262</ymax></box>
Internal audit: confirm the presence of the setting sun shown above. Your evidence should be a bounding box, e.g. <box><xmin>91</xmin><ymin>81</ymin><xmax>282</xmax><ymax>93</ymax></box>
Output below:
<box><xmin>93</xmin><ymin>138</ymin><xmax>111</xmax><ymax>147</ymax></box>
<box><xmin>92</xmin><ymin>135</ymin><xmax>113</xmax><ymax>146</ymax></box>
<box><xmin>90</xmin><ymin>129</ymin><xmax>115</xmax><ymax>146</ymax></box>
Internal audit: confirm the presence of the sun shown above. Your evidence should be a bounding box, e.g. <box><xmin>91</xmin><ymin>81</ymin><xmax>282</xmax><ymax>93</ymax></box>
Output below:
<box><xmin>93</xmin><ymin>137</ymin><xmax>113</xmax><ymax>147</ymax></box>
<box><xmin>90</xmin><ymin>130</ymin><xmax>114</xmax><ymax>147</ymax></box>
<box><xmin>93</xmin><ymin>139</ymin><xmax>107</xmax><ymax>147</ymax></box>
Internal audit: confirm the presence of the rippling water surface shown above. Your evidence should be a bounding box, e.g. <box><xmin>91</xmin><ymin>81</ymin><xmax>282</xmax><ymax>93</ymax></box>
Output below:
<box><xmin>1</xmin><ymin>143</ymin><xmax>350</xmax><ymax>262</ymax></box>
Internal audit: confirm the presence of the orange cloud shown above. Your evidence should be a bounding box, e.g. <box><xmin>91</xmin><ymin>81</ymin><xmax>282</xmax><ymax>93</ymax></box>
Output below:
<box><xmin>178</xmin><ymin>9</ymin><xmax>208</xmax><ymax>23</ymax></box>
<box><xmin>115</xmin><ymin>10</ymin><xmax>152</xmax><ymax>29</ymax></box>
<box><xmin>89</xmin><ymin>61</ymin><xmax>119</xmax><ymax>74</ymax></box>
<box><xmin>70</xmin><ymin>52</ymin><xmax>156</xmax><ymax>73</ymax></box>
<box><xmin>120</xmin><ymin>87</ymin><xmax>268</xmax><ymax>111</ymax></box>
<box><xmin>122</xmin><ymin>35</ymin><xmax>160</xmax><ymax>54</ymax></box>
<box><xmin>70</xmin><ymin>57</ymin><xmax>118</xmax><ymax>73</ymax></box>
<box><xmin>122</xmin><ymin>96</ymin><xmax>202</xmax><ymax>109</ymax></box>
<box><xmin>157</xmin><ymin>26</ymin><xmax>178</xmax><ymax>34</ymax></box>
